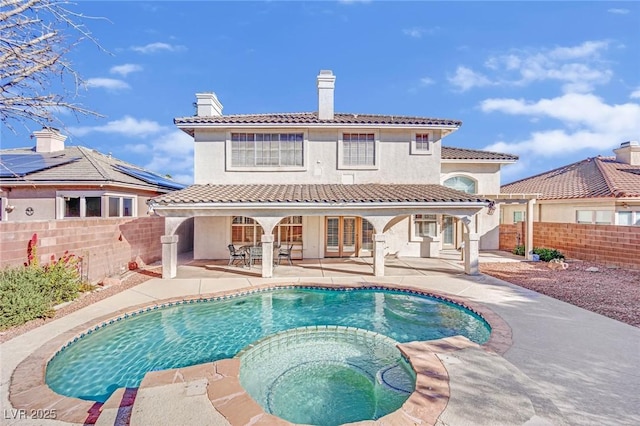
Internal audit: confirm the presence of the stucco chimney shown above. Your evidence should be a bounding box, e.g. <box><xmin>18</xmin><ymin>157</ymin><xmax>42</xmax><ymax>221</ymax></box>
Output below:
<box><xmin>614</xmin><ymin>141</ymin><xmax>640</xmax><ymax>165</ymax></box>
<box><xmin>317</xmin><ymin>70</ymin><xmax>336</xmax><ymax>120</ymax></box>
<box><xmin>33</xmin><ymin>128</ymin><xmax>67</xmax><ymax>153</ymax></box>
<box><xmin>195</xmin><ymin>92</ymin><xmax>223</xmax><ymax>117</ymax></box>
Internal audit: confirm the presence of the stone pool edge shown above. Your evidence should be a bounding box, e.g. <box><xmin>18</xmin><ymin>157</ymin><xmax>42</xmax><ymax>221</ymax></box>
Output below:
<box><xmin>8</xmin><ymin>281</ymin><xmax>513</xmax><ymax>424</ymax></box>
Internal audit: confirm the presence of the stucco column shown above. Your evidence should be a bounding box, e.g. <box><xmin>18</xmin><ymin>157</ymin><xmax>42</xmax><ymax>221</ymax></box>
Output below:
<box><xmin>526</xmin><ymin>199</ymin><xmax>536</xmax><ymax>261</ymax></box>
<box><xmin>373</xmin><ymin>234</ymin><xmax>386</xmax><ymax>277</ymax></box>
<box><xmin>161</xmin><ymin>235</ymin><xmax>179</xmax><ymax>279</ymax></box>
<box><xmin>261</xmin><ymin>234</ymin><xmax>274</xmax><ymax>278</ymax></box>
<box><xmin>464</xmin><ymin>233</ymin><xmax>480</xmax><ymax>275</ymax></box>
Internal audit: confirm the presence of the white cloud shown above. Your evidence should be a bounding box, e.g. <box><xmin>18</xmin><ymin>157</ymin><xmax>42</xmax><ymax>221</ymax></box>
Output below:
<box><xmin>110</xmin><ymin>64</ymin><xmax>143</xmax><ymax>76</ymax></box>
<box><xmin>452</xmin><ymin>40</ymin><xmax>613</xmax><ymax>93</ymax></box>
<box><xmin>481</xmin><ymin>93</ymin><xmax>640</xmax><ymax>157</ymax></box>
<box><xmin>608</xmin><ymin>8</ymin><xmax>629</xmax><ymax>14</ymax></box>
<box><xmin>138</xmin><ymin>131</ymin><xmax>194</xmax><ymax>184</ymax></box>
<box><xmin>131</xmin><ymin>42</ymin><xmax>186</xmax><ymax>54</ymax></box>
<box><xmin>448</xmin><ymin>66</ymin><xmax>493</xmax><ymax>92</ymax></box>
<box><xmin>420</xmin><ymin>77</ymin><xmax>435</xmax><ymax>86</ymax></box>
<box><xmin>85</xmin><ymin>78</ymin><xmax>130</xmax><ymax>90</ymax></box>
<box><xmin>630</xmin><ymin>88</ymin><xmax>640</xmax><ymax>99</ymax></box>
<box><xmin>403</xmin><ymin>27</ymin><xmax>424</xmax><ymax>38</ymax></box>
<box><xmin>69</xmin><ymin>116</ymin><xmax>164</xmax><ymax>138</ymax></box>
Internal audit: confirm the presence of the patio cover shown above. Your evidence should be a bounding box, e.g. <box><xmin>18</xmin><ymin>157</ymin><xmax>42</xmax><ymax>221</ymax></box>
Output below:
<box><xmin>148</xmin><ymin>184</ymin><xmax>492</xmax><ymax>278</ymax></box>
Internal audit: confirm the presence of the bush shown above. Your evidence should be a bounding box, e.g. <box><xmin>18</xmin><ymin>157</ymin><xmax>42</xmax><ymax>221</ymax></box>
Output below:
<box><xmin>0</xmin><ymin>267</ymin><xmax>54</xmax><ymax>329</ymax></box>
<box><xmin>0</xmin><ymin>234</ymin><xmax>87</xmax><ymax>330</ymax></box>
<box><xmin>533</xmin><ymin>247</ymin><xmax>565</xmax><ymax>262</ymax></box>
<box><xmin>512</xmin><ymin>245</ymin><xmax>526</xmax><ymax>256</ymax></box>
<box><xmin>512</xmin><ymin>245</ymin><xmax>565</xmax><ymax>262</ymax></box>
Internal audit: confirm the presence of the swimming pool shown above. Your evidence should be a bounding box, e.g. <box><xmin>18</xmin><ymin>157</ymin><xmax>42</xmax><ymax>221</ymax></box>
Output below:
<box><xmin>45</xmin><ymin>286</ymin><xmax>490</xmax><ymax>403</ymax></box>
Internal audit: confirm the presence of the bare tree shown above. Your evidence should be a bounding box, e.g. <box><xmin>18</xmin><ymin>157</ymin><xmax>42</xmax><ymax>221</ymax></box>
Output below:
<box><xmin>0</xmin><ymin>0</ymin><xmax>105</xmax><ymax>132</ymax></box>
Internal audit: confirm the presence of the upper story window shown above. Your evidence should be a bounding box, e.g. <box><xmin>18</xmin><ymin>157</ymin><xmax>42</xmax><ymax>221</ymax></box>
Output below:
<box><xmin>444</xmin><ymin>176</ymin><xmax>477</xmax><ymax>194</ymax></box>
<box><xmin>231</xmin><ymin>133</ymin><xmax>303</xmax><ymax>167</ymax></box>
<box><xmin>338</xmin><ymin>133</ymin><xmax>378</xmax><ymax>169</ymax></box>
<box><xmin>411</xmin><ymin>133</ymin><xmax>433</xmax><ymax>155</ymax></box>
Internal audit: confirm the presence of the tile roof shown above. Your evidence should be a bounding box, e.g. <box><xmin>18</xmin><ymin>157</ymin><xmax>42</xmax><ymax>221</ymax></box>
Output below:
<box><xmin>150</xmin><ymin>184</ymin><xmax>489</xmax><ymax>205</ymax></box>
<box><xmin>0</xmin><ymin>146</ymin><xmax>183</xmax><ymax>192</ymax></box>
<box><xmin>441</xmin><ymin>146</ymin><xmax>518</xmax><ymax>162</ymax></box>
<box><xmin>174</xmin><ymin>112</ymin><xmax>462</xmax><ymax>127</ymax></box>
<box><xmin>501</xmin><ymin>156</ymin><xmax>640</xmax><ymax>199</ymax></box>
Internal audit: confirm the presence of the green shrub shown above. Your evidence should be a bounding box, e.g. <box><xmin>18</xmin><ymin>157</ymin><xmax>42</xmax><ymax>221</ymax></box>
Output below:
<box><xmin>0</xmin><ymin>234</ymin><xmax>86</xmax><ymax>330</ymax></box>
<box><xmin>511</xmin><ymin>245</ymin><xmax>565</xmax><ymax>262</ymax></box>
<box><xmin>0</xmin><ymin>267</ymin><xmax>54</xmax><ymax>329</ymax></box>
<box><xmin>533</xmin><ymin>247</ymin><xmax>565</xmax><ymax>262</ymax></box>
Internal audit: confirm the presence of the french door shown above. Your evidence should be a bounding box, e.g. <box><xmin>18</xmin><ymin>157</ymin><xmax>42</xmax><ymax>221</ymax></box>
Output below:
<box><xmin>325</xmin><ymin>216</ymin><xmax>358</xmax><ymax>257</ymax></box>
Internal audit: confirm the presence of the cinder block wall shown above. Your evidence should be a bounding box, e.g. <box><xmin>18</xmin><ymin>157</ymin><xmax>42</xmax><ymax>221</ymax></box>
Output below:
<box><xmin>499</xmin><ymin>222</ymin><xmax>640</xmax><ymax>270</ymax></box>
<box><xmin>0</xmin><ymin>217</ymin><xmax>168</xmax><ymax>282</ymax></box>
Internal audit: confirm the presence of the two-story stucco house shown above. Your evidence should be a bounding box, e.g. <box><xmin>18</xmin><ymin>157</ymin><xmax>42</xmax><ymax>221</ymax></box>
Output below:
<box><xmin>149</xmin><ymin>70</ymin><xmax>518</xmax><ymax>279</ymax></box>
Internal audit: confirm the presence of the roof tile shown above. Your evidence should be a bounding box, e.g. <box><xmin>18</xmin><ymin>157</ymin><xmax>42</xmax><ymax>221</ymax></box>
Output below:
<box><xmin>150</xmin><ymin>184</ymin><xmax>488</xmax><ymax>205</ymax></box>
<box><xmin>501</xmin><ymin>156</ymin><xmax>640</xmax><ymax>199</ymax></box>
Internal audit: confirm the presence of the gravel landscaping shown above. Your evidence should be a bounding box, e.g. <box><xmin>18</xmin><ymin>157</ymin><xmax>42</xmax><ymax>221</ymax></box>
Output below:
<box><xmin>480</xmin><ymin>259</ymin><xmax>640</xmax><ymax>328</ymax></box>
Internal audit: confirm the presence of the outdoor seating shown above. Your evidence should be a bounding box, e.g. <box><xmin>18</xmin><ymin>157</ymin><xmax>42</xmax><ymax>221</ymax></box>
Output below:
<box><xmin>227</xmin><ymin>244</ymin><xmax>247</xmax><ymax>267</ymax></box>
<box><xmin>277</xmin><ymin>244</ymin><xmax>294</xmax><ymax>265</ymax></box>
<box><xmin>249</xmin><ymin>246</ymin><xmax>263</xmax><ymax>267</ymax></box>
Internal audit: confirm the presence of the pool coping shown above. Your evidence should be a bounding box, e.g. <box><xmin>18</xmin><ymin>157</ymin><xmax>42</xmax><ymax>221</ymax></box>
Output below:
<box><xmin>8</xmin><ymin>281</ymin><xmax>512</xmax><ymax>425</ymax></box>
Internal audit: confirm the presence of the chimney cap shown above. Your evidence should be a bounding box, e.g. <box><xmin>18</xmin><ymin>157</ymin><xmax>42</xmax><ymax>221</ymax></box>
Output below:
<box><xmin>620</xmin><ymin>141</ymin><xmax>639</xmax><ymax>147</ymax></box>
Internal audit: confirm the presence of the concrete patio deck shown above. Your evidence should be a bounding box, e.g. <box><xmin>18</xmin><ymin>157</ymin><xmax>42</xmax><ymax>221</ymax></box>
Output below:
<box><xmin>1</xmin><ymin>253</ymin><xmax>638</xmax><ymax>425</ymax></box>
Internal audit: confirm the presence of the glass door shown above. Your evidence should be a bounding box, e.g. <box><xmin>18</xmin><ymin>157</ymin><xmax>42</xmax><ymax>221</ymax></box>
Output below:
<box><xmin>325</xmin><ymin>216</ymin><xmax>358</xmax><ymax>257</ymax></box>
<box><xmin>443</xmin><ymin>216</ymin><xmax>455</xmax><ymax>248</ymax></box>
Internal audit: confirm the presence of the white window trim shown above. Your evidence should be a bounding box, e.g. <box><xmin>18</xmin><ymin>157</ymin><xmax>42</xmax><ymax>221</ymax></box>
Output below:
<box><xmin>409</xmin><ymin>214</ymin><xmax>440</xmax><ymax>242</ymax></box>
<box><xmin>616</xmin><ymin>210</ymin><xmax>640</xmax><ymax>226</ymax></box>
<box><xmin>56</xmin><ymin>191</ymin><xmax>137</xmax><ymax>219</ymax></box>
<box><xmin>410</xmin><ymin>131</ymin><xmax>434</xmax><ymax>155</ymax></box>
<box><xmin>576</xmin><ymin>210</ymin><xmax>614</xmax><ymax>225</ymax></box>
<box><xmin>442</xmin><ymin>174</ymin><xmax>478</xmax><ymax>194</ymax></box>
<box><xmin>225</xmin><ymin>130</ymin><xmax>308</xmax><ymax>172</ymax></box>
<box><xmin>337</xmin><ymin>130</ymin><xmax>380</xmax><ymax>170</ymax></box>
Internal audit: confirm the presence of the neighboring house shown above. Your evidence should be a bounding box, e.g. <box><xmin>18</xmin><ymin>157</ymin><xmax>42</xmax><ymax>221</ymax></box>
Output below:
<box><xmin>148</xmin><ymin>70</ymin><xmax>518</xmax><ymax>278</ymax></box>
<box><xmin>501</xmin><ymin>141</ymin><xmax>640</xmax><ymax>226</ymax></box>
<box><xmin>0</xmin><ymin>128</ymin><xmax>185</xmax><ymax>222</ymax></box>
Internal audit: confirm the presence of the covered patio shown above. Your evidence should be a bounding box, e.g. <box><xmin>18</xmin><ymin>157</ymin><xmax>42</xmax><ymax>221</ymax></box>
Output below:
<box><xmin>147</xmin><ymin>184</ymin><xmax>494</xmax><ymax>279</ymax></box>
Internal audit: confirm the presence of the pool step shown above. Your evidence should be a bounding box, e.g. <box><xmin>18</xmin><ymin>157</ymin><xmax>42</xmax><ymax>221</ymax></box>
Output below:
<box><xmin>95</xmin><ymin>387</ymin><xmax>137</xmax><ymax>426</ymax></box>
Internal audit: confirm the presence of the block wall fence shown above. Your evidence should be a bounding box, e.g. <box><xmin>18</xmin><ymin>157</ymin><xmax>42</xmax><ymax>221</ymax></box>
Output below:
<box><xmin>499</xmin><ymin>222</ymin><xmax>640</xmax><ymax>270</ymax></box>
<box><xmin>0</xmin><ymin>217</ymin><xmax>177</xmax><ymax>282</ymax></box>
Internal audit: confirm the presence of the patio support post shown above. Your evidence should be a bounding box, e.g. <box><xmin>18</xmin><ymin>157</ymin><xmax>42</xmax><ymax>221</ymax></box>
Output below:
<box><xmin>526</xmin><ymin>199</ymin><xmax>536</xmax><ymax>261</ymax></box>
<box><xmin>373</xmin><ymin>234</ymin><xmax>386</xmax><ymax>277</ymax></box>
<box><xmin>161</xmin><ymin>235</ymin><xmax>179</xmax><ymax>279</ymax></box>
<box><xmin>261</xmin><ymin>234</ymin><xmax>274</xmax><ymax>278</ymax></box>
<box><xmin>463</xmin><ymin>232</ymin><xmax>480</xmax><ymax>275</ymax></box>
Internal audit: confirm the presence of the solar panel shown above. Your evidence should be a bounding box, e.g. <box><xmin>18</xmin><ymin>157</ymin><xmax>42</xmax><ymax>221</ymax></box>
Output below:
<box><xmin>113</xmin><ymin>164</ymin><xmax>186</xmax><ymax>190</ymax></box>
<box><xmin>0</xmin><ymin>154</ymin><xmax>80</xmax><ymax>178</ymax></box>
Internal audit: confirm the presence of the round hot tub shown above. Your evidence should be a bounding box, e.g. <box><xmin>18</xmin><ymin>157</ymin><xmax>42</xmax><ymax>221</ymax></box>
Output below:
<box><xmin>237</xmin><ymin>326</ymin><xmax>415</xmax><ymax>425</ymax></box>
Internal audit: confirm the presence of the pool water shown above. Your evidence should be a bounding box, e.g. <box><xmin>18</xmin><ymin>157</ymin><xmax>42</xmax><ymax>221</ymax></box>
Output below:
<box><xmin>239</xmin><ymin>326</ymin><xmax>416</xmax><ymax>425</ymax></box>
<box><xmin>45</xmin><ymin>287</ymin><xmax>490</xmax><ymax>403</ymax></box>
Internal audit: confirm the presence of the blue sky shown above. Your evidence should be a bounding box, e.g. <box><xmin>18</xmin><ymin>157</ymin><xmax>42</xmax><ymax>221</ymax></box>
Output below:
<box><xmin>2</xmin><ymin>1</ymin><xmax>639</xmax><ymax>185</ymax></box>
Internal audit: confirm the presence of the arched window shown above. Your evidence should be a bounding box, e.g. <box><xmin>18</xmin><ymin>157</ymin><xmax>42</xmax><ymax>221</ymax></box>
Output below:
<box><xmin>444</xmin><ymin>176</ymin><xmax>476</xmax><ymax>194</ymax></box>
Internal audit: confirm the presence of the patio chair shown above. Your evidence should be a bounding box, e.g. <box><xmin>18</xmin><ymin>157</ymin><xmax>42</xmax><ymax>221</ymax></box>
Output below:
<box><xmin>227</xmin><ymin>244</ymin><xmax>247</xmax><ymax>267</ymax></box>
<box><xmin>277</xmin><ymin>244</ymin><xmax>294</xmax><ymax>266</ymax></box>
<box><xmin>249</xmin><ymin>246</ymin><xmax>263</xmax><ymax>267</ymax></box>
